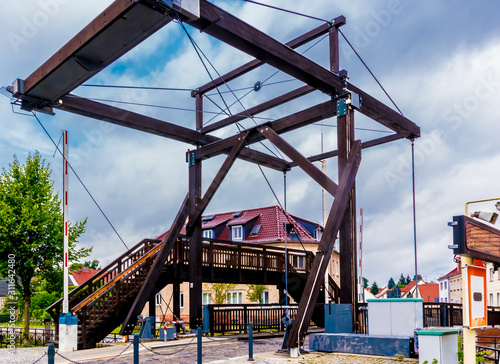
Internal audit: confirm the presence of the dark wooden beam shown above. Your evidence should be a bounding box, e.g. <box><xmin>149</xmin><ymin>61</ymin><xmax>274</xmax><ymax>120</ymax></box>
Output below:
<box><xmin>201</xmin><ymin>85</ymin><xmax>315</xmax><ymax>134</ymax></box>
<box><xmin>195</xmin><ymin>21</ymin><xmax>337</xmax><ymax>95</ymax></box>
<box><xmin>121</xmin><ymin>194</ymin><xmax>189</xmax><ymax>334</ymax></box>
<box><xmin>286</xmin><ymin>140</ymin><xmax>362</xmax><ymax>348</ymax></box>
<box><xmin>186</xmin><ymin>132</ymin><xmax>249</xmax><ymax>235</ymax></box>
<box><xmin>195</xmin><ymin>100</ymin><xmax>337</xmax><ymax>160</ymax></box>
<box><xmin>187</xmin><ymin>1</ymin><xmax>419</xmax><ymax>139</ymax></box>
<box><xmin>23</xmin><ymin>0</ymin><xmax>174</xmax><ymax>102</ymax></box>
<box><xmin>338</xmin><ymin>105</ymin><xmax>357</xmax><ymax>324</ymax></box>
<box><xmin>289</xmin><ymin>133</ymin><xmax>403</xmax><ymax>167</ymax></box>
<box><xmin>258</xmin><ymin>126</ymin><xmax>338</xmax><ymax>196</ymax></box>
<box><xmin>189</xmin><ymin>153</ymin><xmax>203</xmax><ymax>329</ymax></box>
<box><xmin>58</xmin><ymin>95</ymin><xmax>289</xmax><ymax>171</ymax></box>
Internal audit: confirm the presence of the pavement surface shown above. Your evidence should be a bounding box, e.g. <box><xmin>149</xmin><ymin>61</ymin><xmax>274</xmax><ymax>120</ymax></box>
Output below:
<box><xmin>0</xmin><ymin>335</ymin><xmax>419</xmax><ymax>364</ymax></box>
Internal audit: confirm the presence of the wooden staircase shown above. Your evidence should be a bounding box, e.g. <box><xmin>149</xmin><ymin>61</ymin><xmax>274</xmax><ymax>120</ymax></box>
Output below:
<box><xmin>47</xmin><ymin>238</ymin><xmax>167</xmax><ymax>349</ymax></box>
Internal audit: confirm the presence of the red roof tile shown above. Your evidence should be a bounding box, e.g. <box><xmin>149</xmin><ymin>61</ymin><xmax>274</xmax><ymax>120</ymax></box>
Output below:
<box><xmin>418</xmin><ymin>283</ymin><xmax>439</xmax><ymax>302</ymax></box>
<box><xmin>70</xmin><ymin>268</ymin><xmax>100</xmax><ymax>286</ymax></box>
<box><xmin>155</xmin><ymin>205</ymin><xmax>320</xmax><ymax>245</ymax></box>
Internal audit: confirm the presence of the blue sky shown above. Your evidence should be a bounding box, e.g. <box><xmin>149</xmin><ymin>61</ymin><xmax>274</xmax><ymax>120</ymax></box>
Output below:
<box><xmin>2</xmin><ymin>0</ymin><xmax>500</xmax><ymax>289</ymax></box>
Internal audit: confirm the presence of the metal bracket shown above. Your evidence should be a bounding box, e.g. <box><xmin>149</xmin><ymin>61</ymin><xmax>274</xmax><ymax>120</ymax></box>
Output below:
<box><xmin>188</xmin><ymin>151</ymin><xmax>196</xmax><ymax>167</ymax></box>
<box><xmin>160</xmin><ymin>0</ymin><xmax>200</xmax><ymax>20</ymax></box>
<box><xmin>337</xmin><ymin>98</ymin><xmax>348</xmax><ymax>117</ymax></box>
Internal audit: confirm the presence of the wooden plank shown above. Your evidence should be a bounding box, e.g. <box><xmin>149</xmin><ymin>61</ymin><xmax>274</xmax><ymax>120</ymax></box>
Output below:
<box><xmin>258</xmin><ymin>126</ymin><xmax>338</xmax><ymax>195</ymax></box>
<box><xmin>121</xmin><ymin>195</ymin><xmax>190</xmax><ymax>334</ymax></box>
<box><xmin>195</xmin><ymin>100</ymin><xmax>337</xmax><ymax>160</ymax></box>
<box><xmin>286</xmin><ymin>140</ymin><xmax>362</xmax><ymax>348</ymax></box>
<box><xmin>188</xmin><ymin>1</ymin><xmax>420</xmax><ymax>139</ymax></box>
<box><xmin>201</xmin><ymin>85</ymin><xmax>315</xmax><ymax>134</ymax></box>
<box><xmin>24</xmin><ymin>0</ymin><xmax>173</xmax><ymax>102</ymax></box>
<box><xmin>186</xmin><ymin>132</ymin><xmax>249</xmax><ymax>235</ymax></box>
<box><xmin>58</xmin><ymin>95</ymin><xmax>289</xmax><ymax>171</ymax></box>
<box><xmin>195</xmin><ymin>22</ymin><xmax>334</xmax><ymax>95</ymax></box>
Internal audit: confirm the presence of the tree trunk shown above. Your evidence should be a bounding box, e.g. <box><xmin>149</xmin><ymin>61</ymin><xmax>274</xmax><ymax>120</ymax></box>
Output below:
<box><xmin>23</xmin><ymin>292</ymin><xmax>30</xmax><ymax>346</ymax></box>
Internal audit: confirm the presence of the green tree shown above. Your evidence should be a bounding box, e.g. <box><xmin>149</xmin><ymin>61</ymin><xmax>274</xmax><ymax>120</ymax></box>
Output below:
<box><xmin>370</xmin><ymin>281</ymin><xmax>380</xmax><ymax>295</ymax></box>
<box><xmin>363</xmin><ymin>277</ymin><xmax>369</xmax><ymax>289</ymax></box>
<box><xmin>388</xmin><ymin>277</ymin><xmax>396</xmax><ymax>289</ymax></box>
<box><xmin>398</xmin><ymin>273</ymin><xmax>406</xmax><ymax>286</ymax></box>
<box><xmin>0</xmin><ymin>153</ymin><xmax>90</xmax><ymax>344</ymax></box>
<box><xmin>84</xmin><ymin>259</ymin><xmax>100</xmax><ymax>270</ymax></box>
<box><xmin>210</xmin><ymin>283</ymin><xmax>237</xmax><ymax>304</ymax></box>
<box><xmin>246</xmin><ymin>284</ymin><xmax>268</xmax><ymax>303</ymax></box>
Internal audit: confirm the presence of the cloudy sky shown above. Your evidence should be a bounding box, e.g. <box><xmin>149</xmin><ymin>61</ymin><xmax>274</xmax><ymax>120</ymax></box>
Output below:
<box><xmin>1</xmin><ymin>0</ymin><xmax>500</xmax><ymax>290</ymax></box>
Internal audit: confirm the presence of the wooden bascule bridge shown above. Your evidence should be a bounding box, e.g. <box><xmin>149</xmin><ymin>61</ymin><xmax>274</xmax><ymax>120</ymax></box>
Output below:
<box><xmin>8</xmin><ymin>0</ymin><xmax>420</xmax><ymax>350</ymax></box>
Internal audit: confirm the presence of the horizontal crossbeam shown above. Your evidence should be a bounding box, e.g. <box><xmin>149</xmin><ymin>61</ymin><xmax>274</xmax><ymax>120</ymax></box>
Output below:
<box><xmin>58</xmin><ymin>95</ymin><xmax>289</xmax><ymax>171</ymax></box>
<box><xmin>195</xmin><ymin>100</ymin><xmax>337</xmax><ymax>160</ymax></box>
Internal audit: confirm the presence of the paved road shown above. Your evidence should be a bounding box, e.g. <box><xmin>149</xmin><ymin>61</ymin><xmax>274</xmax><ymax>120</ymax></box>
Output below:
<box><xmin>0</xmin><ymin>335</ymin><xmax>419</xmax><ymax>364</ymax></box>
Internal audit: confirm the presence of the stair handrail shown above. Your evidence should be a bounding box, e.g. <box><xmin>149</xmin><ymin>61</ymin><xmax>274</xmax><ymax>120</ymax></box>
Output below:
<box><xmin>46</xmin><ymin>238</ymin><xmax>160</xmax><ymax>317</ymax></box>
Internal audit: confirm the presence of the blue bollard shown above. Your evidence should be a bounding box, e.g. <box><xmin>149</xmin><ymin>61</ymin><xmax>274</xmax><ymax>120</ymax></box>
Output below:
<box><xmin>134</xmin><ymin>334</ymin><xmax>139</xmax><ymax>364</ymax></box>
<box><xmin>48</xmin><ymin>343</ymin><xmax>55</xmax><ymax>364</ymax></box>
<box><xmin>248</xmin><ymin>322</ymin><xmax>254</xmax><ymax>361</ymax></box>
<box><xmin>197</xmin><ymin>327</ymin><xmax>202</xmax><ymax>364</ymax></box>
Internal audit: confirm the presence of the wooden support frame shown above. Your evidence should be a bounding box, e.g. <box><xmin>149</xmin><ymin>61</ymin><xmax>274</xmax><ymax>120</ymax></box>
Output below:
<box><xmin>12</xmin><ymin>0</ymin><xmax>422</xmax><ymax>346</ymax></box>
<box><xmin>286</xmin><ymin>140</ymin><xmax>362</xmax><ymax>348</ymax></box>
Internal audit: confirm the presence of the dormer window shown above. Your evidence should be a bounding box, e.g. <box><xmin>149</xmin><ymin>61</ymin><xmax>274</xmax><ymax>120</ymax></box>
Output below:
<box><xmin>232</xmin><ymin>225</ymin><xmax>243</xmax><ymax>241</ymax></box>
<box><xmin>202</xmin><ymin>229</ymin><xmax>213</xmax><ymax>240</ymax></box>
<box><xmin>286</xmin><ymin>223</ymin><xmax>300</xmax><ymax>241</ymax></box>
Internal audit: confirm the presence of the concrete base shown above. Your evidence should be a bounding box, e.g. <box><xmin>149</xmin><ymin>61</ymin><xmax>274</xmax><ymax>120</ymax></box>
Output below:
<box><xmin>59</xmin><ymin>313</ymin><xmax>78</xmax><ymax>352</ymax></box>
<box><xmin>310</xmin><ymin>333</ymin><xmax>415</xmax><ymax>358</ymax></box>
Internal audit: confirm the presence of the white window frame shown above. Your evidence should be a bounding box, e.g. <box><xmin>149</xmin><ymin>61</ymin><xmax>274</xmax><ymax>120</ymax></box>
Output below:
<box><xmin>203</xmin><ymin>291</ymin><xmax>212</xmax><ymax>305</ymax></box>
<box><xmin>261</xmin><ymin>290</ymin><xmax>269</xmax><ymax>304</ymax></box>
<box><xmin>232</xmin><ymin>225</ymin><xmax>243</xmax><ymax>241</ymax></box>
<box><xmin>180</xmin><ymin>292</ymin><xmax>184</xmax><ymax>309</ymax></box>
<box><xmin>202</xmin><ymin>229</ymin><xmax>213</xmax><ymax>239</ymax></box>
<box><xmin>155</xmin><ymin>292</ymin><xmax>162</xmax><ymax>307</ymax></box>
<box><xmin>226</xmin><ymin>290</ymin><xmax>243</xmax><ymax>304</ymax></box>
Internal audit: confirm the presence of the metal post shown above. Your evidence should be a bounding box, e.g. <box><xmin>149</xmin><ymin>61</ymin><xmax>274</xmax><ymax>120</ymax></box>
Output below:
<box><xmin>134</xmin><ymin>334</ymin><xmax>139</xmax><ymax>364</ymax></box>
<box><xmin>63</xmin><ymin>130</ymin><xmax>69</xmax><ymax>313</ymax></box>
<box><xmin>48</xmin><ymin>343</ymin><xmax>55</xmax><ymax>364</ymax></box>
<box><xmin>197</xmin><ymin>327</ymin><xmax>202</xmax><ymax>364</ymax></box>
<box><xmin>461</xmin><ymin>255</ymin><xmax>476</xmax><ymax>363</ymax></box>
<box><xmin>248</xmin><ymin>322</ymin><xmax>254</xmax><ymax>361</ymax></box>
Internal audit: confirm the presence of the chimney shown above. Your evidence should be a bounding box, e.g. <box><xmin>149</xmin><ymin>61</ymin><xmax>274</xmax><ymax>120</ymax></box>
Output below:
<box><xmin>82</xmin><ymin>266</ymin><xmax>89</xmax><ymax>272</ymax></box>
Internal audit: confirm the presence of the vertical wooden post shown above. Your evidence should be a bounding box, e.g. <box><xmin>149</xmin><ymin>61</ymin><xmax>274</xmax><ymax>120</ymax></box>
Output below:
<box><xmin>173</xmin><ymin>282</ymin><xmax>181</xmax><ymax>321</ymax></box>
<box><xmin>329</xmin><ymin>25</ymin><xmax>340</xmax><ymax>74</ymax></box>
<box><xmin>337</xmin><ymin>100</ymin><xmax>358</xmax><ymax>326</ymax></box>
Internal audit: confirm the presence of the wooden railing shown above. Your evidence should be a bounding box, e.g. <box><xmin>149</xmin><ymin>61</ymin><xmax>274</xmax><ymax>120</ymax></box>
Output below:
<box><xmin>46</xmin><ymin>235</ymin><xmax>320</xmax><ymax>347</ymax></box>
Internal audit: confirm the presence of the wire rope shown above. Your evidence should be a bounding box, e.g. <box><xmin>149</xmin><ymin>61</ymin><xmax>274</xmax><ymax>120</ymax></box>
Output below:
<box><xmin>32</xmin><ymin>112</ymin><xmax>130</xmax><ymax>250</ymax></box>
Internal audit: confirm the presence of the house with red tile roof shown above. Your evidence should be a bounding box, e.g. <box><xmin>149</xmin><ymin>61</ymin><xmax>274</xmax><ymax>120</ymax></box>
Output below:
<box><xmin>438</xmin><ymin>266</ymin><xmax>460</xmax><ymax>303</ymax></box>
<box><xmin>151</xmin><ymin>205</ymin><xmax>340</xmax><ymax>322</ymax></box>
<box><xmin>69</xmin><ymin>266</ymin><xmax>101</xmax><ymax>286</ymax></box>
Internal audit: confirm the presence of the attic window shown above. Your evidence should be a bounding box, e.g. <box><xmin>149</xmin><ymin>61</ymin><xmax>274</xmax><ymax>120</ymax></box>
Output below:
<box><xmin>202</xmin><ymin>214</ymin><xmax>215</xmax><ymax>223</ymax></box>
<box><xmin>234</xmin><ymin>211</ymin><xmax>242</xmax><ymax>218</ymax></box>
<box><xmin>249</xmin><ymin>224</ymin><xmax>261</xmax><ymax>236</ymax></box>
<box><xmin>286</xmin><ymin>223</ymin><xmax>300</xmax><ymax>241</ymax></box>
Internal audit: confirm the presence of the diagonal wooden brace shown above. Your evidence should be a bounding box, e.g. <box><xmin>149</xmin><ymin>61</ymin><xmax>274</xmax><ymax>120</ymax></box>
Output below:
<box><xmin>286</xmin><ymin>140</ymin><xmax>362</xmax><ymax>348</ymax></box>
<box><xmin>258</xmin><ymin>126</ymin><xmax>338</xmax><ymax>196</ymax></box>
<box><xmin>186</xmin><ymin>131</ymin><xmax>249</xmax><ymax>235</ymax></box>
<box><xmin>120</xmin><ymin>194</ymin><xmax>189</xmax><ymax>334</ymax></box>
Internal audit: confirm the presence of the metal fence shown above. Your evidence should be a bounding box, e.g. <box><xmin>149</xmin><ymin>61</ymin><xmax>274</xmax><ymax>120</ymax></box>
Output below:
<box><xmin>205</xmin><ymin>304</ymin><xmax>299</xmax><ymax>336</ymax></box>
<box><xmin>0</xmin><ymin>326</ymin><xmax>55</xmax><ymax>347</ymax></box>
